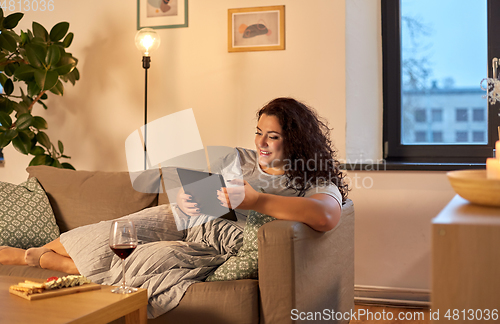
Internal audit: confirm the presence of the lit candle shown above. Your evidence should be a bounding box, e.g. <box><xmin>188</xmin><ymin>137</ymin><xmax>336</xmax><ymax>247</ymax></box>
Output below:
<box><xmin>496</xmin><ymin>140</ymin><xmax>500</xmax><ymax>158</ymax></box>
<box><xmin>486</xmin><ymin>158</ymin><xmax>500</xmax><ymax>179</ymax></box>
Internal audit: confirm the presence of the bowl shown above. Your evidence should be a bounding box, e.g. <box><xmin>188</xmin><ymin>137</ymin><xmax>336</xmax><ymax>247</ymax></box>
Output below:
<box><xmin>447</xmin><ymin>170</ymin><xmax>500</xmax><ymax>207</ymax></box>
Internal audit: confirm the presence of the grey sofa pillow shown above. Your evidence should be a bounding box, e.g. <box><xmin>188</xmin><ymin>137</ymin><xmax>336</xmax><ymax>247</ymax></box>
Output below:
<box><xmin>0</xmin><ymin>177</ymin><xmax>60</xmax><ymax>249</ymax></box>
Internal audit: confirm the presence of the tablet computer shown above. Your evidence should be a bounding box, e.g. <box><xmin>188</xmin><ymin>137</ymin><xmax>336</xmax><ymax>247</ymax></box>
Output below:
<box><xmin>176</xmin><ymin>168</ymin><xmax>238</xmax><ymax>221</ymax></box>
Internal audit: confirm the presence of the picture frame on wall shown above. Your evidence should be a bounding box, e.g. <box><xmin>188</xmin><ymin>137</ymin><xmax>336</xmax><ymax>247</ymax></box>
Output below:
<box><xmin>137</xmin><ymin>0</ymin><xmax>188</xmax><ymax>29</ymax></box>
<box><xmin>228</xmin><ymin>5</ymin><xmax>285</xmax><ymax>52</ymax></box>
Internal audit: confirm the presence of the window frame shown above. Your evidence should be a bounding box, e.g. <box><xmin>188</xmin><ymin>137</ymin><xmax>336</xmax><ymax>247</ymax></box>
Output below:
<box><xmin>381</xmin><ymin>0</ymin><xmax>500</xmax><ymax>165</ymax></box>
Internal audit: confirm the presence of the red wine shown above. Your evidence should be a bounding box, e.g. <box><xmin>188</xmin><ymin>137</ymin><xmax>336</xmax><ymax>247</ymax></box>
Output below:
<box><xmin>110</xmin><ymin>244</ymin><xmax>137</xmax><ymax>259</ymax></box>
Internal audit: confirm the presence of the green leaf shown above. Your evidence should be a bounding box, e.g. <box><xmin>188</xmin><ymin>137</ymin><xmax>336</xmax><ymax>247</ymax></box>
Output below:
<box><xmin>61</xmin><ymin>162</ymin><xmax>75</xmax><ymax>170</ymax></box>
<box><xmin>65</xmin><ymin>67</ymin><xmax>80</xmax><ymax>85</ymax></box>
<box><xmin>51</xmin><ymin>159</ymin><xmax>62</xmax><ymax>168</ymax></box>
<box><xmin>31</xmin><ymin>36</ymin><xmax>46</xmax><ymax>45</ymax></box>
<box><xmin>32</xmin><ymin>22</ymin><xmax>48</xmax><ymax>41</ymax></box>
<box><xmin>27</xmin><ymin>81</ymin><xmax>41</xmax><ymax>97</ymax></box>
<box><xmin>62</xmin><ymin>32</ymin><xmax>74</xmax><ymax>48</ymax></box>
<box><xmin>3</xmin><ymin>12</ymin><xmax>24</xmax><ymax>29</ymax></box>
<box><xmin>0</xmin><ymin>132</ymin><xmax>11</xmax><ymax>148</ymax></box>
<box><xmin>0</xmin><ymin>98</ymin><xmax>14</xmax><ymax>115</ymax></box>
<box><xmin>44</xmin><ymin>156</ymin><xmax>54</xmax><ymax>166</ymax></box>
<box><xmin>0</xmin><ymin>73</ymin><xmax>7</xmax><ymax>86</ymax></box>
<box><xmin>3</xmin><ymin>78</ymin><xmax>13</xmax><ymax>95</ymax></box>
<box><xmin>40</xmin><ymin>93</ymin><xmax>48</xmax><ymax>100</ymax></box>
<box><xmin>20</xmin><ymin>30</ymin><xmax>28</xmax><ymax>45</ymax></box>
<box><xmin>0</xmin><ymin>111</ymin><xmax>12</xmax><ymax>127</ymax></box>
<box><xmin>38</xmin><ymin>100</ymin><xmax>48</xmax><ymax>110</ymax></box>
<box><xmin>4</xmin><ymin>128</ymin><xmax>17</xmax><ymax>140</ymax></box>
<box><xmin>58</xmin><ymin>140</ymin><xmax>64</xmax><ymax>154</ymax></box>
<box><xmin>46</xmin><ymin>44</ymin><xmax>61</xmax><ymax>67</ymax></box>
<box><xmin>0</xmin><ymin>33</ymin><xmax>17</xmax><ymax>52</ymax></box>
<box><xmin>4</xmin><ymin>63</ymin><xmax>16</xmax><ymax>76</ymax></box>
<box><xmin>12</xmin><ymin>131</ymin><xmax>31</xmax><ymax>154</ymax></box>
<box><xmin>2</xmin><ymin>30</ymin><xmax>21</xmax><ymax>43</ymax></box>
<box><xmin>29</xmin><ymin>154</ymin><xmax>48</xmax><ymax>166</ymax></box>
<box><xmin>25</xmin><ymin>43</ymin><xmax>46</xmax><ymax>69</ymax></box>
<box><xmin>13</xmin><ymin>64</ymin><xmax>37</xmax><ymax>81</ymax></box>
<box><xmin>32</xmin><ymin>116</ymin><xmax>48</xmax><ymax>129</ymax></box>
<box><xmin>12</xmin><ymin>101</ymin><xmax>29</xmax><ymax>115</ymax></box>
<box><xmin>36</xmin><ymin>131</ymin><xmax>51</xmax><ymax>149</ymax></box>
<box><xmin>15</xmin><ymin>113</ymin><xmax>33</xmax><ymax>130</ymax></box>
<box><xmin>34</xmin><ymin>69</ymin><xmax>58</xmax><ymax>91</ymax></box>
<box><xmin>49</xmin><ymin>79</ymin><xmax>64</xmax><ymax>95</ymax></box>
<box><xmin>55</xmin><ymin>53</ymin><xmax>77</xmax><ymax>75</ymax></box>
<box><xmin>30</xmin><ymin>146</ymin><xmax>45</xmax><ymax>155</ymax></box>
<box><xmin>49</xmin><ymin>22</ymin><xmax>69</xmax><ymax>42</ymax></box>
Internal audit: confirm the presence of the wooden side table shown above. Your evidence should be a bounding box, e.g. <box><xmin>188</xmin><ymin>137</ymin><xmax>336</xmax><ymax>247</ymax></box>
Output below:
<box><xmin>0</xmin><ymin>276</ymin><xmax>148</xmax><ymax>324</ymax></box>
<box><xmin>432</xmin><ymin>195</ymin><xmax>500</xmax><ymax>323</ymax></box>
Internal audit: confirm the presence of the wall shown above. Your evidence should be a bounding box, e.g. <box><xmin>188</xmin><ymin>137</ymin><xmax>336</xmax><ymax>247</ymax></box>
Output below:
<box><xmin>345</xmin><ymin>0</ymin><xmax>456</xmax><ymax>290</ymax></box>
<box><xmin>0</xmin><ymin>0</ymin><xmax>345</xmax><ymax>185</ymax></box>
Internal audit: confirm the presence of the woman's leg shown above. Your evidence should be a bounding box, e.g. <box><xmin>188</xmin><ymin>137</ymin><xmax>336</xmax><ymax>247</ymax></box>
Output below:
<box><xmin>0</xmin><ymin>246</ymin><xmax>27</xmax><ymax>265</ymax></box>
<box><xmin>27</xmin><ymin>238</ymin><xmax>80</xmax><ymax>275</ymax></box>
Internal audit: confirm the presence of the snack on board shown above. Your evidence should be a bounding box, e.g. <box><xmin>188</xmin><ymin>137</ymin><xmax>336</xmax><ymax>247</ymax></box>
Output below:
<box><xmin>9</xmin><ymin>275</ymin><xmax>92</xmax><ymax>297</ymax></box>
<box><xmin>45</xmin><ymin>275</ymin><xmax>91</xmax><ymax>289</ymax></box>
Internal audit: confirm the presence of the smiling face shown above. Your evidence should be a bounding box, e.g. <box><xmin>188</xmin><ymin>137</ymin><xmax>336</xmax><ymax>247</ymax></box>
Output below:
<box><xmin>254</xmin><ymin>114</ymin><xmax>286</xmax><ymax>175</ymax></box>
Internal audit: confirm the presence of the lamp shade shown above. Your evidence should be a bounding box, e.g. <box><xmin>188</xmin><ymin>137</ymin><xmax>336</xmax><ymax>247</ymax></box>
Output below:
<box><xmin>135</xmin><ymin>28</ymin><xmax>160</xmax><ymax>56</ymax></box>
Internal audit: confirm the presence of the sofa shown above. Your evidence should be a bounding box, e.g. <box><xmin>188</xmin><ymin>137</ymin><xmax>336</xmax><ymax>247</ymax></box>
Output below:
<box><xmin>0</xmin><ymin>165</ymin><xmax>355</xmax><ymax>324</ymax></box>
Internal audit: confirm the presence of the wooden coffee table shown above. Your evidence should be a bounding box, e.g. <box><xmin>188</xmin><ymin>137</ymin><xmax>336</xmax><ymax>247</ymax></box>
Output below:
<box><xmin>0</xmin><ymin>276</ymin><xmax>148</xmax><ymax>324</ymax></box>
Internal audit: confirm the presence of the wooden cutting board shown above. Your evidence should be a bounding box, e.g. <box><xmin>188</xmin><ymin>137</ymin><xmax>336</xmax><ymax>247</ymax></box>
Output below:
<box><xmin>9</xmin><ymin>283</ymin><xmax>101</xmax><ymax>300</ymax></box>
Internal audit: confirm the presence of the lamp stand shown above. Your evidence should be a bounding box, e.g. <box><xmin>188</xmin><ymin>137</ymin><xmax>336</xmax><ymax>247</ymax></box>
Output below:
<box><xmin>142</xmin><ymin>56</ymin><xmax>151</xmax><ymax>170</ymax></box>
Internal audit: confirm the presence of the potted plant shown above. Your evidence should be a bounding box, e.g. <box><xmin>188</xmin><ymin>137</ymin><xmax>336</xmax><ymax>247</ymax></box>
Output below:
<box><xmin>0</xmin><ymin>8</ymin><xmax>79</xmax><ymax>169</ymax></box>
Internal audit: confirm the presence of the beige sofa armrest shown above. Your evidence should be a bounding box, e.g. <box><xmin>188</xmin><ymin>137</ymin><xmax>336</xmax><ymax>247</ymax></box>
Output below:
<box><xmin>257</xmin><ymin>199</ymin><xmax>354</xmax><ymax>324</ymax></box>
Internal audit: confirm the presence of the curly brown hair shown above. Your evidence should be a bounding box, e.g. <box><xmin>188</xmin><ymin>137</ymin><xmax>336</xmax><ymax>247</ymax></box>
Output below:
<box><xmin>257</xmin><ymin>97</ymin><xmax>349</xmax><ymax>203</ymax></box>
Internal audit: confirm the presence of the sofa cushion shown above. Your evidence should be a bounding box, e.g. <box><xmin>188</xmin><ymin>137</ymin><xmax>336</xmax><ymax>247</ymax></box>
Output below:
<box><xmin>0</xmin><ymin>264</ymin><xmax>68</xmax><ymax>279</ymax></box>
<box><xmin>0</xmin><ymin>177</ymin><xmax>60</xmax><ymax>249</ymax></box>
<box><xmin>26</xmin><ymin>166</ymin><xmax>158</xmax><ymax>233</ymax></box>
<box><xmin>151</xmin><ymin>280</ymin><xmax>259</xmax><ymax>324</ymax></box>
<box><xmin>206</xmin><ymin>210</ymin><xmax>275</xmax><ymax>281</ymax></box>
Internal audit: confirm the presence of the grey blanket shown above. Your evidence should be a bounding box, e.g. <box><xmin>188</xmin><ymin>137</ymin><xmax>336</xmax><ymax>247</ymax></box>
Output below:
<box><xmin>60</xmin><ymin>205</ymin><xmax>243</xmax><ymax>319</ymax></box>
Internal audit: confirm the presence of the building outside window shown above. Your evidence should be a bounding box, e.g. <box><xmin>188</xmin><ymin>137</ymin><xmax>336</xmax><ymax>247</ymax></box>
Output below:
<box><xmin>382</xmin><ymin>0</ymin><xmax>499</xmax><ymax>165</ymax></box>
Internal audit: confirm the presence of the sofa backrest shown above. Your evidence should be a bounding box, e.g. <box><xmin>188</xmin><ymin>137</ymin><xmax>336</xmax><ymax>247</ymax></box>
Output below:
<box><xmin>26</xmin><ymin>166</ymin><xmax>159</xmax><ymax>233</ymax></box>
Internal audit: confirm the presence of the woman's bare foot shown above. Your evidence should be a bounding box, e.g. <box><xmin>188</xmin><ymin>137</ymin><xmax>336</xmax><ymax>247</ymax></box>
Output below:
<box><xmin>0</xmin><ymin>246</ymin><xmax>28</xmax><ymax>265</ymax></box>
<box><xmin>25</xmin><ymin>247</ymin><xmax>52</xmax><ymax>267</ymax></box>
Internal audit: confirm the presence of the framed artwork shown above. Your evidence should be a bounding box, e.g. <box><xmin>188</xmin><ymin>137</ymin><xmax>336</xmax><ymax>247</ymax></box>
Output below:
<box><xmin>228</xmin><ymin>5</ymin><xmax>285</xmax><ymax>52</ymax></box>
<box><xmin>137</xmin><ymin>0</ymin><xmax>188</xmax><ymax>29</ymax></box>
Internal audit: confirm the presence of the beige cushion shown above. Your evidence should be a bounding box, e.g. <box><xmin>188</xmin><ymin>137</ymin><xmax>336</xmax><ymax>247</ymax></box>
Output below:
<box><xmin>26</xmin><ymin>166</ymin><xmax>158</xmax><ymax>233</ymax></box>
<box><xmin>151</xmin><ymin>280</ymin><xmax>259</xmax><ymax>324</ymax></box>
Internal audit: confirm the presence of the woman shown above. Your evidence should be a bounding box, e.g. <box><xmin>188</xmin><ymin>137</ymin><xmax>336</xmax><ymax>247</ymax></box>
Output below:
<box><xmin>0</xmin><ymin>97</ymin><xmax>348</xmax><ymax>275</ymax></box>
<box><xmin>178</xmin><ymin>97</ymin><xmax>348</xmax><ymax>233</ymax></box>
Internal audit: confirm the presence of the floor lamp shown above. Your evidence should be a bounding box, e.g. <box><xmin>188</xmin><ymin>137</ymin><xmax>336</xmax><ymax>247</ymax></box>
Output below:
<box><xmin>135</xmin><ymin>28</ymin><xmax>160</xmax><ymax>170</ymax></box>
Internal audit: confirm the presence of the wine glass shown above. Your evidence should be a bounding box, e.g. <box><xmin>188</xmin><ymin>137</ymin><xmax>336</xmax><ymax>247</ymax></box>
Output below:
<box><xmin>109</xmin><ymin>219</ymin><xmax>138</xmax><ymax>294</ymax></box>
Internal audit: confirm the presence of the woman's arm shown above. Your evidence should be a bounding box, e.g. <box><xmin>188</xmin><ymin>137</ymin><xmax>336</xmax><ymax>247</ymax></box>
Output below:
<box><xmin>253</xmin><ymin>193</ymin><xmax>341</xmax><ymax>232</ymax></box>
<box><xmin>218</xmin><ymin>181</ymin><xmax>341</xmax><ymax>232</ymax></box>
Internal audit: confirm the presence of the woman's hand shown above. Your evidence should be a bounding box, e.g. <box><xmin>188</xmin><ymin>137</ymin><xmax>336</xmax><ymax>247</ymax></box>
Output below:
<box><xmin>176</xmin><ymin>189</ymin><xmax>201</xmax><ymax>217</ymax></box>
<box><xmin>217</xmin><ymin>180</ymin><xmax>260</xmax><ymax>210</ymax></box>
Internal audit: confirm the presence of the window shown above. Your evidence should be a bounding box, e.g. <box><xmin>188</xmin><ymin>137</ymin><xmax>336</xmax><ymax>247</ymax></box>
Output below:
<box><xmin>473</xmin><ymin>131</ymin><xmax>486</xmax><ymax>142</ymax></box>
<box><xmin>456</xmin><ymin>131</ymin><xmax>468</xmax><ymax>143</ymax></box>
<box><xmin>431</xmin><ymin>109</ymin><xmax>443</xmax><ymax>122</ymax></box>
<box><xmin>415</xmin><ymin>131</ymin><xmax>427</xmax><ymax>142</ymax></box>
<box><xmin>473</xmin><ymin>108</ymin><xmax>485</xmax><ymax>122</ymax></box>
<box><xmin>432</xmin><ymin>131</ymin><xmax>443</xmax><ymax>142</ymax></box>
<box><xmin>382</xmin><ymin>0</ymin><xmax>500</xmax><ymax>165</ymax></box>
<box><xmin>415</xmin><ymin>109</ymin><xmax>426</xmax><ymax>122</ymax></box>
<box><xmin>455</xmin><ymin>108</ymin><xmax>468</xmax><ymax>122</ymax></box>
